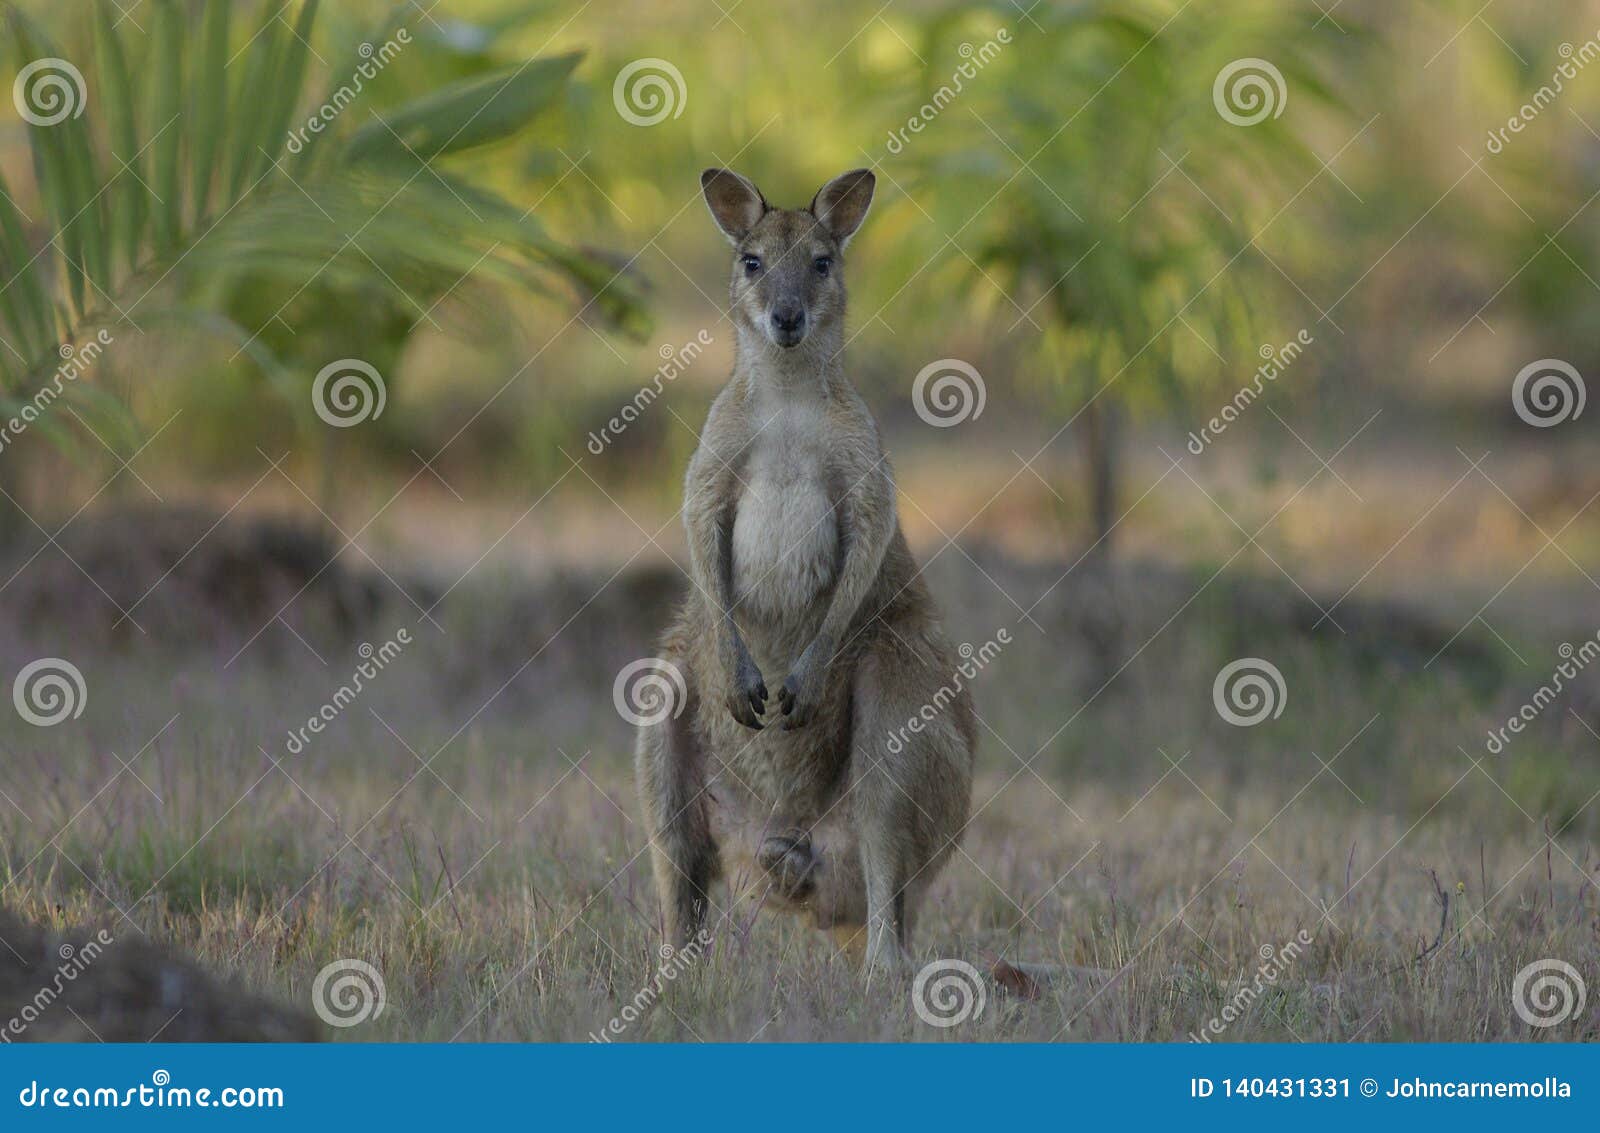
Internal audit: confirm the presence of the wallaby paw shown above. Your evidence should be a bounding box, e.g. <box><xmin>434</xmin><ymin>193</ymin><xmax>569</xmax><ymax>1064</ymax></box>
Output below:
<box><xmin>776</xmin><ymin>671</ymin><xmax>819</xmax><ymax>729</ymax></box>
<box><xmin>727</xmin><ymin>657</ymin><xmax>767</xmax><ymax>730</ymax></box>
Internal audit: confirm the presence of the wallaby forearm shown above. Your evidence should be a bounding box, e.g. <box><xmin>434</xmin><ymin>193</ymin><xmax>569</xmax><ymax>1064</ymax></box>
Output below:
<box><xmin>813</xmin><ymin>472</ymin><xmax>894</xmax><ymax>661</ymax></box>
<box><xmin>684</xmin><ymin>470</ymin><xmax>746</xmax><ymax>671</ymax></box>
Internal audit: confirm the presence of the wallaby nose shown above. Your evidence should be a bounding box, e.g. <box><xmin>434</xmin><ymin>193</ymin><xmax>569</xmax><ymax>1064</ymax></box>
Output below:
<box><xmin>771</xmin><ymin>306</ymin><xmax>805</xmax><ymax>335</ymax></box>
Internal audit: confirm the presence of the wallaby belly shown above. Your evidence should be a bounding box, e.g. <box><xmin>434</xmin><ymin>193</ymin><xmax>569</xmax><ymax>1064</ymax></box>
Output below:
<box><xmin>731</xmin><ymin>472</ymin><xmax>837</xmax><ymax>642</ymax></box>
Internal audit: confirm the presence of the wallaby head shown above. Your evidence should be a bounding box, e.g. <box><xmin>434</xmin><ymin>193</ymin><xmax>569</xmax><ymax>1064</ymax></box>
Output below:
<box><xmin>700</xmin><ymin>167</ymin><xmax>875</xmax><ymax>354</ymax></box>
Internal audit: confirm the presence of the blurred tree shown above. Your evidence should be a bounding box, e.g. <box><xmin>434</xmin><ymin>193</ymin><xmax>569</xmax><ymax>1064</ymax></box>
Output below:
<box><xmin>905</xmin><ymin>0</ymin><xmax>1346</xmax><ymax>558</ymax></box>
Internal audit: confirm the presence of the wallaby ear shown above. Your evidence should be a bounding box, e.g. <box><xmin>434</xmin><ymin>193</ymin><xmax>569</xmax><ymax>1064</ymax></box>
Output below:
<box><xmin>810</xmin><ymin>169</ymin><xmax>875</xmax><ymax>247</ymax></box>
<box><xmin>701</xmin><ymin>168</ymin><xmax>767</xmax><ymax>243</ymax></box>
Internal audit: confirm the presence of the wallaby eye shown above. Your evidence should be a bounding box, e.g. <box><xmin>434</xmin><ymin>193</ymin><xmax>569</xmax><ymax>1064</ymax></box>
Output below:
<box><xmin>741</xmin><ymin>255</ymin><xmax>762</xmax><ymax>274</ymax></box>
<box><xmin>814</xmin><ymin>256</ymin><xmax>833</xmax><ymax>276</ymax></box>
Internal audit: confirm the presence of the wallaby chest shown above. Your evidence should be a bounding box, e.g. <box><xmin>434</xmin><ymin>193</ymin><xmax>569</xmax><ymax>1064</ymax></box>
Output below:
<box><xmin>730</xmin><ymin>400</ymin><xmax>839</xmax><ymax>637</ymax></box>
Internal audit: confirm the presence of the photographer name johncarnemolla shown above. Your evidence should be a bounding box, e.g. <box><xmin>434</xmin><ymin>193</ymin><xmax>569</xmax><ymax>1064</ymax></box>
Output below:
<box><xmin>1385</xmin><ymin>1077</ymin><xmax>1570</xmax><ymax>1099</ymax></box>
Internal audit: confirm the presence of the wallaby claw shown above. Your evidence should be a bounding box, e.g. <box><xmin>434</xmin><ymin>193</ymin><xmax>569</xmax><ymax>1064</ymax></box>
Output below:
<box><xmin>728</xmin><ymin>658</ymin><xmax>767</xmax><ymax>729</ymax></box>
<box><xmin>777</xmin><ymin>659</ymin><xmax>822</xmax><ymax>729</ymax></box>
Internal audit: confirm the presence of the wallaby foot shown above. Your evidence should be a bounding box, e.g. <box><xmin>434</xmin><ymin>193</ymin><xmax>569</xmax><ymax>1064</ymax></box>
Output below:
<box><xmin>864</xmin><ymin>920</ymin><xmax>912</xmax><ymax>981</ymax></box>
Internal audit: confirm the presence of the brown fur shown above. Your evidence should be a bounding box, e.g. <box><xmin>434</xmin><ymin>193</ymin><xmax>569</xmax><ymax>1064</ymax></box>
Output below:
<box><xmin>635</xmin><ymin>168</ymin><xmax>977</xmax><ymax>976</ymax></box>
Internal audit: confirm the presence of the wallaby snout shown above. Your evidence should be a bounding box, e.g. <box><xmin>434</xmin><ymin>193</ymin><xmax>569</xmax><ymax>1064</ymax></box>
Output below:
<box><xmin>770</xmin><ymin>302</ymin><xmax>806</xmax><ymax>346</ymax></box>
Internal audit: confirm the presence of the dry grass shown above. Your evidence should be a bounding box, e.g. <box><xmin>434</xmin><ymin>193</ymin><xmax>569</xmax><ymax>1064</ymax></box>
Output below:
<box><xmin>1</xmin><ymin>523</ymin><xmax>1596</xmax><ymax>1042</ymax></box>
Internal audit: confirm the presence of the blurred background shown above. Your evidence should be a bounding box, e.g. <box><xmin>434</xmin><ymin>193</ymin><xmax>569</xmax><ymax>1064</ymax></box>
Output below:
<box><xmin>0</xmin><ymin>0</ymin><xmax>1597</xmax><ymax>1041</ymax></box>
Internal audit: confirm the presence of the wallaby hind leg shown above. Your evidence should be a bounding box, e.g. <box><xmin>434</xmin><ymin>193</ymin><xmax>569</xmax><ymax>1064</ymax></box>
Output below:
<box><xmin>635</xmin><ymin>704</ymin><xmax>722</xmax><ymax>947</ymax></box>
<box><xmin>848</xmin><ymin>636</ymin><xmax>975</xmax><ymax>978</ymax></box>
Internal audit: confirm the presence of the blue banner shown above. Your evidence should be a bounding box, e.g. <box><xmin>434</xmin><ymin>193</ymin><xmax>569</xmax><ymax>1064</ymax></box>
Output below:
<box><xmin>2</xmin><ymin>1044</ymin><xmax>1594</xmax><ymax>1129</ymax></box>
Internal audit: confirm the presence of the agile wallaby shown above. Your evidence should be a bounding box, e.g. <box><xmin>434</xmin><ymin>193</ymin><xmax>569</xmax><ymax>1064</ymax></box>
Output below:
<box><xmin>635</xmin><ymin>167</ymin><xmax>976</xmax><ymax>976</ymax></box>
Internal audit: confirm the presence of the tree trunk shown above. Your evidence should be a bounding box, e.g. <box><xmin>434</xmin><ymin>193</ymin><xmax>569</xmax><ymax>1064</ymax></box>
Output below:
<box><xmin>1083</xmin><ymin>398</ymin><xmax>1119</xmax><ymax>558</ymax></box>
<box><xmin>1079</xmin><ymin>398</ymin><xmax>1123</xmax><ymax>691</ymax></box>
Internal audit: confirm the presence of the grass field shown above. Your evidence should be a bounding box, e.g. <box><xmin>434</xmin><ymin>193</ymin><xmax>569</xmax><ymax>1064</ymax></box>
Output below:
<box><xmin>1</xmin><ymin>471</ymin><xmax>1596</xmax><ymax>1041</ymax></box>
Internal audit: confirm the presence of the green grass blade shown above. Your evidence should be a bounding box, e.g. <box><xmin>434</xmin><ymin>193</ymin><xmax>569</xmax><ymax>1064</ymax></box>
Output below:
<box><xmin>147</xmin><ymin>0</ymin><xmax>185</xmax><ymax>254</ymax></box>
<box><xmin>8</xmin><ymin>13</ymin><xmax>85</xmax><ymax>317</ymax></box>
<box><xmin>0</xmin><ymin>169</ymin><xmax>52</xmax><ymax>366</ymax></box>
<box><xmin>59</xmin><ymin>111</ymin><xmax>110</xmax><ymax>303</ymax></box>
<box><xmin>188</xmin><ymin>0</ymin><xmax>231</xmax><ymax>222</ymax></box>
<box><xmin>226</xmin><ymin>5</ymin><xmax>286</xmax><ymax>202</ymax></box>
<box><xmin>94</xmin><ymin>0</ymin><xmax>145</xmax><ymax>280</ymax></box>
<box><xmin>250</xmin><ymin>0</ymin><xmax>319</xmax><ymax>185</ymax></box>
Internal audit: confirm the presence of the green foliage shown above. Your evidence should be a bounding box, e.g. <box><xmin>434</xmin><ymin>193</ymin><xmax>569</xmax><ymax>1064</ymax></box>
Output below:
<box><xmin>0</xmin><ymin>0</ymin><xmax>647</xmax><ymax>453</ymax></box>
<box><xmin>905</xmin><ymin>0</ymin><xmax>1349</xmax><ymax>416</ymax></box>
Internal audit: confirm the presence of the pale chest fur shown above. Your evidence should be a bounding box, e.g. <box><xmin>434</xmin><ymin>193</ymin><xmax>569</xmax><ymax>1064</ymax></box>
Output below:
<box><xmin>730</xmin><ymin>400</ymin><xmax>838</xmax><ymax>651</ymax></box>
